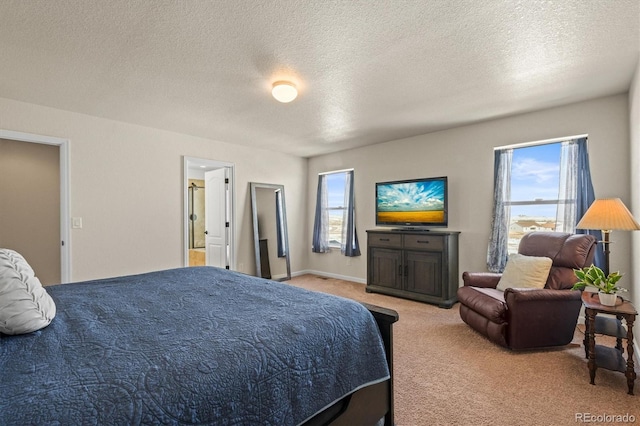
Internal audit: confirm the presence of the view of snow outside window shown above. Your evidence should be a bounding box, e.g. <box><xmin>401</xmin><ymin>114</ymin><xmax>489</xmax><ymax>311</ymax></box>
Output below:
<box><xmin>508</xmin><ymin>143</ymin><xmax>562</xmax><ymax>253</ymax></box>
<box><xmin>326</xmin><ymin>172</ymin><xmax>347</xmax><ymax>246</ymax></box>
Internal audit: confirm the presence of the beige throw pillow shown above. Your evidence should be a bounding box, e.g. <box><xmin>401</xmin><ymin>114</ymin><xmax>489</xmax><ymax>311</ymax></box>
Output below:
<box><xmin>496</xmin><ymin>253</ymin><xmax>553</xmax><ymax>291</ymax></box>
<box><xmin>0</xmin><ymin>249</ymin><xmax>56</xmax><ymax>335</ymax></box>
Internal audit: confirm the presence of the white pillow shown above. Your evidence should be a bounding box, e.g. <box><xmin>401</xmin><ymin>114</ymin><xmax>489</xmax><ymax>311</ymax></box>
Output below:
<box><xmin>496</xmin><ymin>253</ymin><xmax>553</xmax><ymax>291</ymax></box>
<box><xmin>0</xmin><ymin>249</ymin><xmax>56</xmax><ymax>335</ymax></box>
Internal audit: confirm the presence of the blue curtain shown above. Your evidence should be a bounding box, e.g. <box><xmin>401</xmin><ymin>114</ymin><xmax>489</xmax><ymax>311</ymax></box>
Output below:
<box><xmin>487</xmin><ymin>148</ymin><xmax>512</xmax><ymax>272</ymax></box>
<box><xmin>556</xmin><ymin>141</ymin><xmax>577</xmax><ymax>233</ymax></box>
<box><xmin>341</xmin><ymin>170</ymin><xmax>361</xmax><ymax>256</ymax></box>
<box><xmin>574</xmin><ymin>138</ymin><xmax>605</xmax><ymax>269</ymax></box>
<box><xmin>312</xmin><ymin>175</ymin><xmax>330</xmax><ymax>253</ymax></box>
<box><xmin>275</xmin><ymin>190</ymin><xmax>286</xmax><ymax>258</ymax></box>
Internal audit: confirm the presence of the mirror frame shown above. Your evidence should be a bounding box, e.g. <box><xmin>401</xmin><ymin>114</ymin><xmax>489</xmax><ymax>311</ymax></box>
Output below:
<box><xmin>250</xmin><ymin>182</ymin><xmax>291</xmax><ymax>281</ymax></box>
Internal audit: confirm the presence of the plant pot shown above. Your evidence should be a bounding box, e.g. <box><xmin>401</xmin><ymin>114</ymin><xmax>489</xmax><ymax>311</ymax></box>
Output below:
<box><xmin>598</xmin><ymin>292</ymin><xmax>617</xmax><ymax>306</ymax></box>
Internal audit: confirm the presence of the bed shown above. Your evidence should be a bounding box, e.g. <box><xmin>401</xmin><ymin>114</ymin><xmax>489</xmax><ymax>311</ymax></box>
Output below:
<box><xmin>0</xmin><ymin>257</ymin><xmax>398</xmax><ymax>425</ymax></box>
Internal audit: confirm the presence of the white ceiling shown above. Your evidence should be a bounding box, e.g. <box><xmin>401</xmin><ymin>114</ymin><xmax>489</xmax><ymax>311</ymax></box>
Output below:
<box><xmin>1</xmin><ymin>1</ymin><xmax>638</xmax><ymax>158</ymax></box>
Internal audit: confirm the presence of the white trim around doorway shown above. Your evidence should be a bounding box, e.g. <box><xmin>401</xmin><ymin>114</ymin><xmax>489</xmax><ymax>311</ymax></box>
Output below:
<box><xmin>183</xmin><ymin>156</ymin><xmax>236</xmax><ymax>271</ymax></box>
<box><xmin>0</xmin><ymin>129</ymin><xmax>71</xmax><ymax>283</ymax></box>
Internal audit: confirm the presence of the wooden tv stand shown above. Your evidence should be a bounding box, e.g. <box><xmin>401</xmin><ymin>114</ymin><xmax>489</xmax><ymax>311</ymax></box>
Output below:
<box><xmin>366</xmin><ymin>229</ymin><xmax>460</xmax><ymax>308</ymax></box>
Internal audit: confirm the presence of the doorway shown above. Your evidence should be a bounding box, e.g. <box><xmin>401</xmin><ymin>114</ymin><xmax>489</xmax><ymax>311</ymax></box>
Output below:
<box><xmin>183</xmin><ymin>157</ymin><xmax>235</xmax><ymax>270</ymax></box>
<box><xmin>0</xmin><ymin>129</ymin><xmax>70</xmax><ymax>283</ymax></box>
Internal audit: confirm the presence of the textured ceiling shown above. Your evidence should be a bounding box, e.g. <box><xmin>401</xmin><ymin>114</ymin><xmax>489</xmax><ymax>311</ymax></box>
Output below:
<box><xmin>0</xmin><ymin>0</ymin><xmax>638</xmax><ymax>157</ymax></box>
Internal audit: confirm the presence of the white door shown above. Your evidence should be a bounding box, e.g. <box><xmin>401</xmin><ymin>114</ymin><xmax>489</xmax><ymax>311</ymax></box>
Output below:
<box><xmin>204</xmin><ymin>168</ymin><xmax>228</xmax><ymax>268</ymax></box>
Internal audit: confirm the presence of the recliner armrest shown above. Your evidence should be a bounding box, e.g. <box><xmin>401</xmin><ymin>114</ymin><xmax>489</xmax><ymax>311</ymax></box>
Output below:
<box><xmin>504</xmin><ymin>287</ymin><xmax>582</xmax><ymax>303</ymax></box>
<box><xmin>462</xmin><ymin>272</ymin><xmax>501</xmax><ymax>288</ymax></box>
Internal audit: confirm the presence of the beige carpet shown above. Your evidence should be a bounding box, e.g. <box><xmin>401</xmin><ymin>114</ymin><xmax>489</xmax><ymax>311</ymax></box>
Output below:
<box><xmin>288</xmin><ymin>274</ymin><xmax>639</xmax><ymax>426</ymax></box>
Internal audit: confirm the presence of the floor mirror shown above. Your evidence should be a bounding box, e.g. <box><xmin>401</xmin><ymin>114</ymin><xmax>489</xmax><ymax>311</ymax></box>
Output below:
<box><xmin>250</xmin><ymin>182</ymin><xmax>291</xmax><ymax>281</ymax></box>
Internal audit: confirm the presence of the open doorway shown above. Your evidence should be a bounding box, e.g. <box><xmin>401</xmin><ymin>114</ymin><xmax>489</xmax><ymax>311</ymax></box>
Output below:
<box><xmin>0</xmin><ymin>130</ymin><xmax>70</xmax><ymax>283</ymax></box>
<box><xmin>183</xmin><ymin>157</ymin><xmax>235</xmax><ymax>270</ymax></box>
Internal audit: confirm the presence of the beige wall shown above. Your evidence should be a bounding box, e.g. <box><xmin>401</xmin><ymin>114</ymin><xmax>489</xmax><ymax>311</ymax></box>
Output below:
<box><xmin>629</xmin><ymin>58</ymin><xmax>640</xmax><ymax>310</ymax></box>
<box><xmin>307</xmin><ymin>94</ymin><xmax>632</xmax><ymax>286</ymax></box>
<box><xmin>0</xmin><ymin>97</ymin><xmax>307</xmax><ymax>282</ymax></box>
<box><xmin>1</xmin><ymin>91</ymin><xmax>634</xmax><ymax>295</ymax></box>
<box><xmin>0</xmin><ymin>138</ymin><xmax>60</xmax><ymax>284</ymax></box>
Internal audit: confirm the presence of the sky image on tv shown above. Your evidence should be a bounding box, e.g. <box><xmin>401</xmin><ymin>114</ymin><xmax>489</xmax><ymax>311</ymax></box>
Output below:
<box><xmin>377</xmin><ymin>180</ymin><xmax>445</xmax><ymax>223</ymax></box>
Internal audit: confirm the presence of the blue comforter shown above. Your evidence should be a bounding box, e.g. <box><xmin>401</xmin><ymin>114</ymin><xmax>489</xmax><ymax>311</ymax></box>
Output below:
<box><xmin>0</xmin><ymin>267</ymin><xmax>389</xmax><ymax>425</ymax></box>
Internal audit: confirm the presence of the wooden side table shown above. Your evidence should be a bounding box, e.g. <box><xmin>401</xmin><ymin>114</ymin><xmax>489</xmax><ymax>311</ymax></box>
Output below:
<box><xmin>582</xmin><ymin>292</ymin><xmax>637</xmax><ymax>395</ymax></box>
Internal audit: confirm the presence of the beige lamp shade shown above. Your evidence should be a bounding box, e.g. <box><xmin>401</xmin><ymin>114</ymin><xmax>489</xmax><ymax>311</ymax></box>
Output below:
<box><xmin>576</xmin><ymin>198</ymin><xmax>640</xmax><ymax>231</ymax></box>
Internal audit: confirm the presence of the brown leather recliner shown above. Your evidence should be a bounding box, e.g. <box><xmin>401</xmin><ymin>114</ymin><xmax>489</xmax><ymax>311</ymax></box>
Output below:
<box><xmin>457</xmin><ymin>232</ymin><xmax>596</xmax><ymax>350</ymax></box>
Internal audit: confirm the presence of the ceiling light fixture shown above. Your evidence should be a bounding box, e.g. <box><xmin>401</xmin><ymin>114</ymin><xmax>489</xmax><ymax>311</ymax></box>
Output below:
<box><xmin>272</xmin><ymin>81</ymin><xmax>297</xmax><ymax>103</ymax></box>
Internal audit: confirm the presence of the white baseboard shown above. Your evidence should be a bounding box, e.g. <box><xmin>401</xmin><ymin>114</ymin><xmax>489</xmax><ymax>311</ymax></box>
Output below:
<box><xmin>291</xmin><ymin>269</ymin><xmax>366</xmax><ymax>284</ymax></box>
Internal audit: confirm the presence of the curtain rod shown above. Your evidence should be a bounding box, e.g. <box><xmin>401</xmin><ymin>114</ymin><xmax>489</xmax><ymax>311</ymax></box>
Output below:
<box><xmin>318</xmin><ymin>168</ymin><xmax>354</xmax><ymax>175</ymax></box>
<box><xmin>495</xmin><ymin>134</ymin><xmax>588</xmax><ymax>151</ymax></box>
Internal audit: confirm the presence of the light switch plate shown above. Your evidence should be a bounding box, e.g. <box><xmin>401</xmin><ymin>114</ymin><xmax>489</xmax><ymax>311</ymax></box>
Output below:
<box><xmin>72</xmin><ymin>217</ymin><xmax>83</xmax><ymax>229</ymax></box>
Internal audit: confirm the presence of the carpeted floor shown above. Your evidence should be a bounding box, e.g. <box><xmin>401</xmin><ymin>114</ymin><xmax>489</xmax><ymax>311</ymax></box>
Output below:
<box><xmin>288</xmin><ymin>274</ymin><xmax>639</xmax><ymax>426</ymax></box>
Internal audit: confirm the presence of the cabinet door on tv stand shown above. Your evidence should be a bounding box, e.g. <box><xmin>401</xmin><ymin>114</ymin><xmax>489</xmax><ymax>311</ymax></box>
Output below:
<box><xmin>405</xmin><ymin>250</ymin><xmax>442</xmax><ymax>297</ymax></box>
<box><xmin>369</xmin><ymin>247</ymin><xmax>403</xmax><ymax>289</ymax></box>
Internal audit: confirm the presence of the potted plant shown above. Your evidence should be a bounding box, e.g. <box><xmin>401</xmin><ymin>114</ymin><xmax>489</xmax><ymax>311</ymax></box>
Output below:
<box><xmin>572</xmin><ymin>264</ymin><xmax>626</xmax><ymax>306</ymax></box>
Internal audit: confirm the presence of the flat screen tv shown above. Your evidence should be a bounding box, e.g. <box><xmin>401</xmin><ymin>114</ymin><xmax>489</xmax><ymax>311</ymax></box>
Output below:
<box><xmin>375</xmin><ymin>176</ymin><xmax>448</xmax><ymax>228</ymax></box>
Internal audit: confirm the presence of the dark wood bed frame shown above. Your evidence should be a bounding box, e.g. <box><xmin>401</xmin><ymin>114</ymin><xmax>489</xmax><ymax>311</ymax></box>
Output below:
<box><xmin>304</xmin><ymin>303</ymin><xmax>399</xmax><ymax>426</ymax></box>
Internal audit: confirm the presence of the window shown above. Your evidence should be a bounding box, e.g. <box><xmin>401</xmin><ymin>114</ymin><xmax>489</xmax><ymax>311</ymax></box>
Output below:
<box><xmin>506</xmin><ymin>143</ymin><xmax>563</xmax><ymax>253</ymax></box>
<box><xmin>487</xmin><ymin>136</ymin><xmax>601</xmax><ymax>272</ymax></box>
<box><xmin>326</xmin><ymin>172</ymin><xmax>347</xmax><ymax>246</ymax></box>
<box><xmin>312</xmin><ymin>169</ymin><xmax>360</xmax><ymax>256</ymax></box>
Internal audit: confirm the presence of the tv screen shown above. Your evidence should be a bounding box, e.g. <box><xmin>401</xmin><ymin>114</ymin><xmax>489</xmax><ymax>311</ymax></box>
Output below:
<box><xmin>376</xmin><ymin>176</ymin><xmax>448</xmax><ymax>228</ymax></box>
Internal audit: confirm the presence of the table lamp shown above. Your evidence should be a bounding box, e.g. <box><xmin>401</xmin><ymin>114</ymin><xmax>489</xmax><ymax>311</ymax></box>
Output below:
<box><xmin>576</xmin><ymin>198</ymin><xmax>640</xmax><ymax>275</ymax></box>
